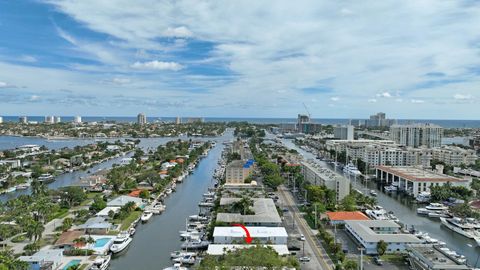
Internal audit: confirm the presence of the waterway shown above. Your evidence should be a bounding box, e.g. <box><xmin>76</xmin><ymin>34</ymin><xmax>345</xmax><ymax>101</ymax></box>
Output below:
<box><xmin>109</xmin><ymin>131</ymin><xmax>232</xmax><ymax>270</ymax></box>
<box><xmin>281</xmin><ymin>138</ymin><xmax>480</xmax><ymax>267</ymax></box>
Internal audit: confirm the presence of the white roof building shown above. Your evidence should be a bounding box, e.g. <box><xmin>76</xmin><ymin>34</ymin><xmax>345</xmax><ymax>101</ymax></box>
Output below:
<box><xmin>19</xmin><ymin>249</ymin><xmax>63</xmax><ymax>270</ymax></box>
<box><xmin>95</xmin><ymin>206</ymin><xmax>121</xmax><ymax>218</ymax></box>
<box><xmin>213</xmin><ymin>226</ymin><xmax>288</xmax><ymax>245</ymax></box>
<box><xmin>216</xmin><ymin>198</ymin><xmax>282</xmax><ymax>227</ymax></box>
<box><xmin>207</xmin><ymin>244</ymin><xmax>290</xmax><ymax>256</ymax></box>
<box><xmin>107</xmin><ymin>195</ymin><xmax>143</xmax><ymax>207</ymax></box>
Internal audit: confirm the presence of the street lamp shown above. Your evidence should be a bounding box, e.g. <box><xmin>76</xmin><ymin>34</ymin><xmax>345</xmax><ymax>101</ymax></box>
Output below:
<box><xmin>358</xmin><ymin>247</ymin><xmax>365</xmax><ymax>270</ymax></box>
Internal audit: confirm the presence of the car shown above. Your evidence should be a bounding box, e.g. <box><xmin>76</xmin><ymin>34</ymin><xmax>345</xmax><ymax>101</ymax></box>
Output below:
<box><xmin>282</xmin><ymin>208</ymin><xmax>289</xmax><ymax>212</ymax></box>
<box><xmin>288</xmin><ymin>245</ymin><xmax>301</xmax><ymax>251</ymax></box>
<box><xmin>299</xmin><ymin>234</ymin><xmax>306</xmax><ymax>241</ymax></box>
<box><xmin>373</xmin><ymin>257</ymin><xmax>383</xmax><ymax>265</ymax></box>
<box><xmin>299</xmin><ymin>256</ymin><xmax>311</xmax><ymax>262</ymax></box>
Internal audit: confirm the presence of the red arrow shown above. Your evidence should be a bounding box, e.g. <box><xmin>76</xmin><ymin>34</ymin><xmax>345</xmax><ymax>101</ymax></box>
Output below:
<box><xmin>233</xmin><ymin>223</ymin><xmax>252</xmax><ymax>244</ymax></box>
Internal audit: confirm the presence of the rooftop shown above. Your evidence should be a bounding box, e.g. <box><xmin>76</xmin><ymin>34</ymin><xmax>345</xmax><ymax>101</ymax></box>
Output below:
<box><xmin>213</xmin><ymin>226</ymin><xmax>288</xmax><ymax>238</ymax></box>
<box><xmin>376</xmin><ymin>166</ymin><xmax>466</xmax><ymax>183</ymax></box>
<box><xmin>326</xmin><ymin>211</ymin><xmax>370</xmax><ymax>221</ymax></box>
<box><xmin>346</xmin><ymin>220</ymin><xmax>421</xmax><ymax>243</ymax></box>
<box><xmin>217</xmin><ymin>198</ymin><xmax>281</xmax><ymax>225</ymax></box>
<box><xmin>207</xmin><ymin>244</ymin><xmax>290</xmax><ymax>256</ymax></box>
<box><xmin>55</xmin><ymin>230</ymin><xmax>84</xmax><ymax>246</ymax></box>
<box><xmin>107</xmin><ymin>195</ymin><xmax>143</xmax><ymax>206</ymax></box>
<box><xmin>407</xmin><ymin>244</ymin><xmax>469</xmax><ymax>269</ymax></box>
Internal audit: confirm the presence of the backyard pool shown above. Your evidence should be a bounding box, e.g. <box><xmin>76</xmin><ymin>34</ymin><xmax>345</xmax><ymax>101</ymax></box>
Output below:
<box><xmin>63</xmin><ymin>259</ymin><xmax>81</xmax><ymax>270</ymax></box>
<box><xmin>94</xmin><ymin>237</ymin><xmax>112</xmax><ymax>248</ymax></box>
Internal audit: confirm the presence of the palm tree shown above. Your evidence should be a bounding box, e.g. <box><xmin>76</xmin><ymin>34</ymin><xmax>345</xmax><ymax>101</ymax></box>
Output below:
<box><xmin>31</xmin><ymin>179</ymin><xmax>47</xmax><ymax>197</ymax></box>
<box><xmin>0</xmin><ymin>249</ymin><xmax>29</xmax><ymax>270</ymax></box>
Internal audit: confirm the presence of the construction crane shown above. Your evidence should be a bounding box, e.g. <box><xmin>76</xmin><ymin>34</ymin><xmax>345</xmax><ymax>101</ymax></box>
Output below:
<box><xmin>303</xmin><ymin>102</ymin><xmax>311</xmax><ymax>120</ymax></box>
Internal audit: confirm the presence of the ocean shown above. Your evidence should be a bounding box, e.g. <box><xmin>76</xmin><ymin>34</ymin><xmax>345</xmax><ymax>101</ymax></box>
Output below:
<box><xmin>1</xmin><ymin>116</ymin><xmax>480</xmax><ymax>128</ymax></box>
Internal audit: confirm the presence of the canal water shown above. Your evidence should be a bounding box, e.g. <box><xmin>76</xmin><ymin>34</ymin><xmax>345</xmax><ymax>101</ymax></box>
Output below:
<box><xmin>109</xmin><ymin>133</ymin><xmax>230</xmax><ymax>270</ymax></box>
<box><xmin>281</xmin><ymin>138</ymin><xmax>480</xmax><ymax>266</ymax></box>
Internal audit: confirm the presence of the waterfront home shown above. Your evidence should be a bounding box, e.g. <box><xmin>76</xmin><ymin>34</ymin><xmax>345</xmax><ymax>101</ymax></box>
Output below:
<box><xmin>19</xmin><ymin>249</ymin><xmax>63</xmax><ymax>270</ymax></box>
<box><xmin>406</xmin><ymin>244</ymin><xmax>469</xmax><ymax>269</ymax></box>
<box><xmin>213</xmin><ymin>226</ymin><xmax>288</xmax><ymax>245</ymax></box>
<box><xmin>216</xmin><ymin>198</ymin><xmax>282</xmax><ymax>227</ymax></box>
<box><xmin>345</xmin><ymin>220</ymin><xmax>422</xmax><ymax>254</ymax></box>
<box><xmin>107</xmin><ymin>195</ymin><xmax>144</xmax><ymax>208</ymax></box>
<box><xmin>73</xmin><ymin>175</ymin><xmax>107</xmax><ymax>192</ymax></box>
<box><xmin>207</xmin><ymin>244</ymin><xmax>290</xmax><ymax>256</ymax></box>
<box><xmin>326</xmin><ymin>211</ymin><xmax>370</xmax><ymax>225</ymax></box>
<box><xmin>106</xmin><ymin>145</ymin><xmax>121</xmax><ymax>151</ymax></box>
<box><xmin>75</xmin><ymin>217</ymin><xmax>113</xmax><ymax>235</ymax></box>
<box><xmin>0</xmin><ymin>159</ymin><xmax>22</xmax><ymax>169</ymax></box>
<box><xmin>95</xmin><ymin>206</ymin><xmax>121</xmax><ymax>218</ymax></box>
<box><xmin>54</xmin><ymin>230</ymin><xmax>84</xmax><ymax>249</ymax></box>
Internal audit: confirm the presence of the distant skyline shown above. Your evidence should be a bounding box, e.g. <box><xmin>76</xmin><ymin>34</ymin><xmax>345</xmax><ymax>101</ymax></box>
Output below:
<box><xmin>1</xmin><ymin>1</ymin><xmax>480</xmax><ymax>119</ymax></box>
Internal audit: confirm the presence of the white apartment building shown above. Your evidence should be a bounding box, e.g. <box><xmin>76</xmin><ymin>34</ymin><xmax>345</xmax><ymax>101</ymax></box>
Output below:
<box><xmin>390</xmin><ymin>124</ymin><xmax>443</xmax><ymax>148</ymax></box>
<box><xmin>213</xmin><ymin>226</ymin><xmax>288</xmax><ymax>245</ymax></box>
<box><xmin>334</xmin><ymin>125</ymin><xmax>354</xmax><ymax>140</ymax></box>
<box><xmin>73</xmin><ymin>116</ymin><xmax>82</xmax><ymax>123</ymax></box>
<box><xmin>301</xmin><ymin>161</ymin><xmax>350</xmax><ymax>201</ymax></box>
<box><xmin>137</xmin><ymin>113</ymin><xmax>147</xmax><ymax>125</ymax></box>
<box><xmin>431</xmin><ymin>146</ymin><xmax>477</xmax><ymax>166</ymax></box>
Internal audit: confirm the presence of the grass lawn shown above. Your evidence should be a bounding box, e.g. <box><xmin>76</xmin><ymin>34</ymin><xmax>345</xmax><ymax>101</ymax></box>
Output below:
<box><xmin>117</xmin><ymin>211</ymin><xmax>142</xmax><ymax>231</ymax></box>
<box><xmin>380</xmin><ymin>254</ymin><xmax>405</xmax><ymax>263</ymax></box>
<box><xmin>11</xmin><ymin>234</ymin><xmax>27</xmax><ymax>243</ymax></box>
<box><xmin>49</xmin><ymin>208</ymin><xmax>69</xmax><ymax>220</ymax></box>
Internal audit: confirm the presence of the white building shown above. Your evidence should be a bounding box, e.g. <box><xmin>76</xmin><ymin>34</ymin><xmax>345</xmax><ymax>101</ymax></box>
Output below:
<box><xmin>375</xmin><ymin>165</ymin><xmax>472</xmax><ymax>197</ymax></box>
<box><xmin>19</xmin><ymin>116</ymin><xmax>28</xmax><ymax>123</ymax></box>
<box><xmin>302</xmin><ymin>160</ymin><xmax>350</xmax><ymax>201</ymax></box>
<box><xmin>213</xmin><ymin>226</ymin><xmax>288</xmax><ymax>244</ymax></box>
<box><xmin>137</xmin><ymin>113</ymin><xmax>147</xmax><ymax>125</ymax></box>
<box><xmin>345</xmin><ymin>220</ymin><xmax>421</xmax><ymax>255</ymax></box>
<box><xmin>334</xmin><ymin>125</ymin><xmax>354</xmax><ymax>140</ymax></box>
<box><xmin>19</xmin><ymin>249</ymin><xmax>64</xmax><ymax>270</ymax></box>
<box><xmin>0</xmin><ymin>116</ymin><xmax>3</xmax><ymax>123</ymax></box>
<box><xmin>390</xmin><ymin>124</ymin><xmax>443</xmax><ymax>148</ymax></box>
<box><xmin>216</xmin><ymin>198</ymin><xmax>282</xmax><ymax>227</ymax></box>
<box><xmin>107</xmin><ymin>195</ymin><xmax>143</xmax><ymax>208</ymax></box>
<box><xmin>74</xmin><ymin>116</ymin><xmax>82</xmax><ymax>123</ymax></box>
<box><xmin>431</xmin><ymin>146</ymin><xmax>477</xmax><ymax>166</ymax></box>
<box><xmin>44</xmin><ymin>115</ymin><xmax>54</xmax><ymax>124</ymax></box>
<box><xmin>54</xmin><ymin>116</ymin><xmax>61</xmax><ymax>123</ymax></box>
<box><xmin>207</xmin><ymin>244</ymin><xmax>290</xmax><ymax>256</ymax></box>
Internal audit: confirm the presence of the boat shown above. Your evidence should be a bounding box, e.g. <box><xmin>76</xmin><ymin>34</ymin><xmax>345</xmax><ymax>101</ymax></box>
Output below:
<box><xmin>198</xmin><ymin>202</ymin><xmax>214</xmax><ymax>207</ymax></box>
<box><xmin>110</xmin><ymin>233</ymin><xmax>133</xmax><ymax>253</ymax></box>
<box><xmin>5</xmin><ymin>187</ymin><xmax>16</xmax><ymax>193</ymax></box>
<box><xmin>181</xmin><ymin>240</ymin><xmax>210</xmax><ymax>250</ymax></box>
<box><xmin>170</xmin><ymin>251</ymin><xmax>197</xmax><ymax>259</ymax></box>
<box><xmin>342</xmin><ymin>163</ymin><xmax>362</xmax><ymax>176</ymax></box>
<box><xmin>416</xmin><ymin>192</ymin><xmax>431</xmax><ymax>203</ymax></box>
<box><xmin>188</xmin><ymin>215</ymin><xmax>208</xmax><ymax>222</ymax></box>
<box><xmin>15</xmin><ymin>183</ymin><xmax>30</xmax><ymax>190</ymax></box>
<box><xmin>179</xmin><ymin>231</ymin><xmax>202</xmax><ymax>240</ymax></box>
<box><xmin>369</xmin><ymin>190</ymin><xmax>377</xmax><ymax>196</ymax></box>
<box><xmin>172</xmin><ymin>255</ymin><xmax>196</xmax><ymax>265</ymax></box>
<box><xmin>141</xmin><ymin>211</ymin><xmax>153</xmax><ymax>222</ymax></box>
<box><xmin>440</xmin><ymin>217</ymin><xmax>480</xmax><ymax>239</ymax></box>
<box><xmin>38</xmin><ymin>173</ymin><xmax>55</xmax><ymax>183</ymax></box>
<box><xmin>128</xmin><ymin>227</ymin><xmax>136</xmax><ymax>236</ymax></box>
<box><xmin>416</xmin><ymin>208</ymin><xmax>430</xmax><ymax>215</ymax></box>
<box><xmin>365</xmin><ymin>206</ymin><xmax>389</xmax><ymax>220</ymax></box>
<box><xmin>427</xmin><ymin>211</ymin><xmax>450</xmax><ymax>218</ymax></box>
<box><xmin>425</xmin><ymin>203</ymin><xmax>448</xmax><ymax>211</ymax></box>
<box><xmin>384</xmin><ymin>185</ymin><xmax>398</xmax><ymax>192</ymax></box>
<box><xmin>89</xmin><ymin>255</ymin><xmax>111</xmax><ymax>270</ymax></box>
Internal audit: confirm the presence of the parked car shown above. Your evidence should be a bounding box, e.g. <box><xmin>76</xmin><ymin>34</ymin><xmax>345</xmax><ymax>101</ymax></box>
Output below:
<box><xmin>299</xmin><ymin>256</ymin><xmax>311</xmax><ymax>262</ymax></box>
<box><xmin>299</xmin><ymin>234</ymin><xmax>306</xmax><ymax>241</ymax></box>
<box><xmin>373</xmin><ymin>257</ymin><xmax>383</xmax><ymax>265</ymax></box>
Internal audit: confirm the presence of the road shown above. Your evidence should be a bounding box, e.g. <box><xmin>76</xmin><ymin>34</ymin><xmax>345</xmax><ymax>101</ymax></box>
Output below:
<box><xmin>277</xmin><ymin>185</ymin><xmax>334</xmax><ymax>270</ymax></box>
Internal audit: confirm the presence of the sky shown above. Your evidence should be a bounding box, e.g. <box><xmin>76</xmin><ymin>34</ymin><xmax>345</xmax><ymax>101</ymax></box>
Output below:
<box><xmin>0</xmin><ymin>0</ymin><xmax>479</xmax><ymax>119</ymax></box>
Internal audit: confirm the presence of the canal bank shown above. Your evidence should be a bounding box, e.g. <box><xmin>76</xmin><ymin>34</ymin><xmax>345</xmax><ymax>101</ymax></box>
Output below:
<box><xmin>281</xmin><ymin>138</ymin><xmax>480</xmax><ymax>267</ymax></box>
<box><xmin>108</xmin><ymin>141</ymin><xmax>226</xmax><ymax>270</ymax></box>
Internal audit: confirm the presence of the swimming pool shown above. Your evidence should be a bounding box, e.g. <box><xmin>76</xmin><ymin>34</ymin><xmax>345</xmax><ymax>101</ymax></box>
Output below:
<box><xmin>94</xmin><ymin>237</ymin><xmax>111</xmax><ymax>248</ymax></box>
<box><xmin>63</xmin><ymin>259</ymin><xmax>81</xmax><ymax>270</ymax></box>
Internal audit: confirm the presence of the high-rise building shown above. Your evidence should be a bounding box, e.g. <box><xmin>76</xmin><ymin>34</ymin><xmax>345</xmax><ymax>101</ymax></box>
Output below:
<box><xmin>175</xmin><ymin>116</ymin><xmax>181</xmax><ymax>124</ymax></box>
<box><xmin>45</xmin><ymin>116</ymin><xmax>54</xmax><ymax>124</ymax></box>
<box><xmin>366</xmin><ymin>112</ymin><xmax>396</xmax><ymax>127</ymax></box>
<box><xmin>73</xmin><ymin>116</ymin><xmax>82</xmax><ymax>123</ymax></box>
<box><xmin>0</xmin><ymin>116</ymin><xmax>3</xmax><ymax>124</ymax></box>
<box><xmin>187</xmin><ymin>117</ymin><xmax>204</xmax><ymax>123</ymax></box>
<box><xmin>19</xmin><ymin>116</ymin><xmax>27</xmax><ymax>123</ymax></box>
<box><xmin>54</xmin><ymin>116</ymin><xmax>61</xmax><ymax>123</ymax></box>
<box><xmin>137</xmin><ymin>113</ymin><xmax>147</xmax><ymax>125</ymax></box>
<box><xmin>390</xmin><ymin>124</ymin><xmax>443</xmax><ymax>148</ymax></box>
<box><xmin>334</xmin><ymin>125</ymin><xmax>354</xmax><ymax>140</ymax></box>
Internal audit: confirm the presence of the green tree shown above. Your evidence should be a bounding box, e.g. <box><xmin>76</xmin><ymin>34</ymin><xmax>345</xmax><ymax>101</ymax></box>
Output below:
<box><xmin>62</xmin><ymin>217</ymin><xmax>73</xmax><ymax>231</ymax></box>
<box><xmin>60</xmin><ymin>186</ymin><xmax>86</xmax><ymax>207</ymax></box>
<box><xmin>139</xmin><ymin>190</ymin><xmax>150</xmax><ymax>199</ymax></box>
<box><xmin>377</xmin><ymin>240</ymin><xmax>388</xmax><ymax>255</ymax></box>
<box><xmin>90</xmin><ymin>196</ymin><xmax>107</xmax><ymax>212</ymax></box>
<box><xmin>0</xmin><ymin>250</ymin><xmax>29</xmax><ymax>270</ymax></box>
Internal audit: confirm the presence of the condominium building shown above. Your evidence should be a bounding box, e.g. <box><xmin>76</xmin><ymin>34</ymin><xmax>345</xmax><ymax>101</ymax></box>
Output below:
<box><xmin>54</xmin><ymin>116</ymin><xmax>61</xmax><ymax>123</ymax></box>
<box><xmin>175</xmin><ymin>116</ymin><xmax>181</xmax><ymax>124</ymax></box>
<box><xmin>0</xmin><ymin>116</ymin><xmax>3</xmax><ymax>124</ymax></box>
<box><xmin>390</xmin><ymin>124</ymin><xmax>443</xmax><ymax>148</ymax></box>
<box><xmin>301</xmin><ymin>160</ymin><xmax>350</xmax><ymax>201</ymax></box>
<box><xmin>19</xmin><ymin>116</ymin><xmax>27</xmax><ymax>123</ymax></box>
<box><xmin>45</xmin><ymin>115</ymin><xmax>54</xmax><ymax>124</ymax></box>
<box><xmin>225</xmin><ymin>160</ymin><xmax>254</xmax><ymax>184</ymax></box>
<box><xmin>334</xmin><ymin>125</ymin><xmax>354</xmax><ymax>140</ymax></box>
<box><xmin>431</xmin><ymin>146</ymin><xmax>477</xmax><ymax>166</ymax></box>
<box><xmin>73</xmin><ymin>116</ymin><xmax>82</xmax><ymax>123</ymax></box>
<box><xmin>186</xmin><ymin>117</ymin><xmax>204</xmax><ymax>123</ymax></box>
<box><xmin>137</xmin><ymin>113</ymin><xmax>147</xmax><ymax>125</ymax></box>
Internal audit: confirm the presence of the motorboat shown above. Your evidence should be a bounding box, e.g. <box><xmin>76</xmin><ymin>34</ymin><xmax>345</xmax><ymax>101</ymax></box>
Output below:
<box><xmin>38</xmin><ymin>173</ymin><xmax>55</xmax><ymax>183</ymax></box>
<box><xmin>198</xmin><ymin>202</ymin><xmax>214</xmax><ymax>207</ymax></box>
<box><xmin>343</xmin><ymin>163</ymin><xmax>362</xmax><ymax>176</ymax></box>
<box><xmin>427</xmin><ymin>211</ymin><xmax>450</xmax><ymax>218</ymax></box>
<box><xmin>181</xmin><ymin>240</ymin><xmax>210</xmax><ymax>250</ymax></box>
<box><xmin>365</xmin><ymin>206</ymin><xmax>389</xmax><ymax>220</ymax></box>
<box><xmin>425</xmin><ymin>203</ymin><xmax>448</xmax><ymax>211</ymax></box>
<box><xmin>15</xmin><ymin>183</ymin><xmax>30</xmax><ymax>190</ymax></box>
<box><xmin>110</xmin><ymin>233</ymin><xmax>133</xmax><ymax>253</ymax></box>
<box><xmin>89</xmin><ymin>255</ymin><xmax>111</xmax><ymax>270</ymax></box>
<box><xmin>416</xmin><ymin>208</ymin><xmax>430</xmax><ymax>215</ymax></box>
<box><xmin>384</xmin><ymin>185</ymin><xmax>398</xmax><ymax>192</ymax></box>
<box><xmin>128</xmin><ymin>227</ymin><xmax>136</xmax><ymax>236</ymax></box>
<box><xmin>172</xmin><ymin>255</ymin><xmax>196</xmax><ymax>265</ymax></box>
<box><xmin>440</xmin><ymin>217</ymin><xmax>480</xmax><ymax>239</ymax></box>
<box><xmin>188</xmin><ymin>215</ymin><xmax>208</xmax><ymax>222</ymax></box>
<box><xmin>163</xmin><ymin>263</ymin><xmax>189</xmax><ymax>270</ymax></box>
<box><xmin>179</xmin><ymin>231</ymin><xmax>202</xmax><ymax>240</ymax></box>
<box><xmin>170</xmin><ymin>251</ymin><xmax>197</xmax><ymax>259</ymax></box>
<box><xmin>141</xmin><ymin>211</ymin><xmax>153</xmax><ymax>222</ymax></box>
<box><xmin>415</xmin><ymin>192</ymin><xmax>431</xmax><ymax>203</ymax></box>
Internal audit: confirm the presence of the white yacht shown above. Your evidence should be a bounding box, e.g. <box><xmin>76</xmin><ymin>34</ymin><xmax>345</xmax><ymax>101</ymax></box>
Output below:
<box><xmin>365</xmin><ymin>206</ymin><xmax>389</xmax><ymax>220</ymax></box>
<box><xmin>172</xmin><ymin>255</ymin><xmax>196</xmax><ymax>265</ymax></box>
<box><xmin>416</xmin><ymin>192</ymin><xmax>431</xmax><ymax>203</ymax></box>
<box><xmin>110</xmin><ymin>233</ymin><xmax>133</xmax><ymax>253</ymax></box>
<box><xmin>170</xmin><ymin>251</ymin><xmax>197</xmax><ymax>259</ymax></box>
<box><xmin>369</xmin><ymin>190</ymin><xmax>377</xmax><ymax>197</ymax></box>
<box><xmin>163</xmin><ymin>263</ymin><xmax>189</xmax><ymax>270</ymax></box>
<box><xmin>89</xmin><ymin>255</ymin><xmax>111</xmax><ymax>270</ymax></box>
<box><xmin>440</xmin><ymin>217</ymin><xmax>480</xmax><ymax>239</ymax></box>
<box><xmin>141</xmin><ymin>211</ymin><xmax>153</xmax><ymax>222</ymax></box>
<box><xmin>188</xmin><ymin>215</ymin><xmax>208</xmax><ymax>222</ymax></box>
<box><xmin>343</xmin><ymin>163</ymin><xmax>362</xmax><ymax>176</ymax></box>
<box><xmin>38</xmin><ymin>173</ymin><xmax>55</xmax><ymax>183</ymax></box>
<box><xmin>425</xmin><ymin>203</ymin><xmax>448</xmax><ymax>211</ymax></box>
<box><xmin>384</xmin><ymin>185</ymin><xmax>398</xmax><ymax>192</ymax></box>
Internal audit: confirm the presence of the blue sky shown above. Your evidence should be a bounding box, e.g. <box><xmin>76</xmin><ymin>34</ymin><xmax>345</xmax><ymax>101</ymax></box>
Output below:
<box><xmin>0</xmin><ymin>0</ymin><xmax>480</xmax><ymax>119</ymax></box>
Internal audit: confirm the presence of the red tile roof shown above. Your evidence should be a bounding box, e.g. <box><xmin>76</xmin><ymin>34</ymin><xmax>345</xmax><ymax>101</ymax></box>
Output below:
<box><xmin>326</xmin><ymin>211</ymin><xmax>370</xmax><ymax>221</ymax></box>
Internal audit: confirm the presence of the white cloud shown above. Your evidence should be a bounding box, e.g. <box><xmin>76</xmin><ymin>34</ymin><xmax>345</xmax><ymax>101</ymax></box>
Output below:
<box><xmin>163</xmin><ymin>26</ymin><xmax>192</xmax><ymax>38</ymax></box>
<box><xmin>0</xmin><ymin>81</ymin><xmax>8</xmax><ymax>88</ymax></box>
<box><xmin>330</xmin><ymin>96</ymin><xmax>339</xmax><ymax>101</ymax></box>
<box><xmin>368</xmin><ymin>98</ymin><xmax>377</xmax><ymax>103</ymax></box>
<box><xmin>376</xmin><ymin>91</ymin><xmax>392</xmax><ymax>98</ymax></box>
<box><xmin>453</xmin><ymin>94</ymin><xmax>472</xmax><ymax>100</ymax></box>
<box><xmin>29</xmin><ymin>95</ymin><xmax>41</xmax><ymax>101</ymax></box>
<box><xmin>19</xmin><ymin>55</ymin><xmax>37</xmax><ymax>63</ymax></box>
<box><xmin>131</xmin><ymin>60</ymin><xmax>184</xmax><ymax>71</ymax></box>
<box><xmin>410</xmin><ymin>99</ymin><xmax>425</xmax><ymax>103</ymax></box>
<box><xmin>111</xmin><ymin>78</ymin><xmax>131</xmax><ymax>85</ymax></box>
